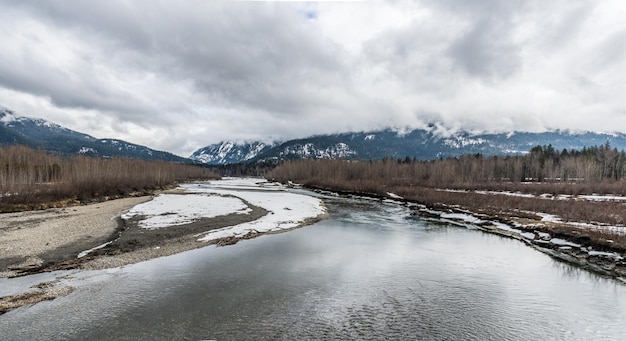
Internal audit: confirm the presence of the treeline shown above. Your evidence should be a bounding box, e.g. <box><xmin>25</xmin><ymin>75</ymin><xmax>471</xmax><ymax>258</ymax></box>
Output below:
<box><xmin>268</xmin><ymin>143</ymin><xmax>626</xmax><ymax>195</ymax></box>
<box><xmin>209</xmin><ymin>160</ymin><xmax>280</xmax><ymax>178</ymax></box>
<box><xmin>525</xmin><ymin>143</ymin><xmax>626</xmax><ymax>182</ymax></box>
<box><xmin>266</xmin><ymin>144</ymin><xmax>626</xmax><ymax>229</ymax></box>
<box><xmin>0</xmin><ymin>145</ymin><xmax>218</xmax><ymax>210</ymax></box>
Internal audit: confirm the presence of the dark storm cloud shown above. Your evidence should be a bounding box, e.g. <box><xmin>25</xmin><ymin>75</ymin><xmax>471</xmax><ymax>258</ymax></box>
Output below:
<box><xmin>0</xmin><ymin>52</ymin><xmax>149</xmax><ymax>116</ymax></box>
<box><xmin>3</xmin><ymin>1</ymin><xmax>348</xmax><ymax>119</ymax></box>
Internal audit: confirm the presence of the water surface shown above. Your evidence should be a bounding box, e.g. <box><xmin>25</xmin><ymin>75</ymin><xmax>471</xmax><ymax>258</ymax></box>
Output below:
<box><xmin>1</xmin><ymin>195</ymin><xmax>625</xmax><ymax>340</ymax></box>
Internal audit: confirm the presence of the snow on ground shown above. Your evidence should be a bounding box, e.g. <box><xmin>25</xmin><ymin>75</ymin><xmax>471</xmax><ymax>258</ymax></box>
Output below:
<box><xmin>180</xmin><ymin>179</ymin><xmax>326</xmax><ymax>242</ymax></box>
<box><xmin>475</xmin><ymin>190</ymin><xmax>535</xmax><ymax>198</ymax></box>
<box><xmin>536</xmin><ymin>212</ymin><xmax>561</xmax><ymax>223</ymax></box>
<box><xmin>537</xmin><ymin>231</ymin><xmax>551</xmax><ymax>239</ymax></box>
<box><xmin>120</xmin><ymin>177</ymin><xmax>325</xmax><ymax>240</ymax></box>
<box><xmin>78</xmin><ymin>241</ymin><xmax>114</xmax><ymax>258</ymax></box>
<box><xmin>487</xmin><ymin>221</ymin><xmax>536</xmax><ymax>239</ymax></box>
<box><xmin>438</xmin><ymin>188</ymin><xmax>626</xmax><ymax>202</ymax></box>
<box><xmin>535</xmin><ymin>212</ymin><xmax>626</xmax><ymax>235</ymax></box>
<box><xmin>565</xmin><ymin>221</ymin><xmax>626</xmax><ymax>235</ymax></box>
<box><xmin>386</xmin><ymin>192</ymin><xmax>404</xmax><ymax>200</ymax></box>
<box><xmin>189</xmin><ymin>177</ymin><xmax>285</xmax><ymax>192</ymax></box>
<box><xmin>549</xmin><ymin>238</ymin><xmax>582</xmax><ymax>248</ymax></box>
<box><xmin>440</xmin><ymin>212</ymin><xmax>485</xmax><ymax>224</ymax></box>
<box><xmin>416</xmin><ymin>206</ymin><xmax>626</xmax><ymax>263</ymax></box>
<box><xmin>122</xmin><ymin>194</ymin><xmax>251</xmax><ymax>229</ymax></box>
<box><xmin>578</xmin><ymin>194</ymin><xmax>626</xmax><ymax>202</ymax></box>
<box><xmin>588</xmin><ymin>251</ymin><xmax>624</xmax><ymax>261</ymax></box>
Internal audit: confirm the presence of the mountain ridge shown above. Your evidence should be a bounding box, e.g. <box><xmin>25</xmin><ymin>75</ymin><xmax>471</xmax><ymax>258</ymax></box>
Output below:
<box><xmin>0</xmin><ymin>107</ymin><xmax>189</xmax><ymax>162</ymax></box>
<box><xmin>4</xmin><ymin>106</ymin><xmax>626</xmax><ymax>166</ymax></box>
<box><xmin>191</xmin><ymin>128</ymin><xmax>626</xmax><ymax>165</ymax></box>
<box><xmin>190</xmin><ymin>141</ymin><xmax>275</xmax><ymax>165</ymax></box>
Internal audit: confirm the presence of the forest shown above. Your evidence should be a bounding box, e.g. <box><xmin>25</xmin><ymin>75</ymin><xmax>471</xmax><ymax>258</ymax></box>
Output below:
<box><xmin>267</xmin><ymin>143</ymin><xmax>626</xmax><ymax>243</ymax></box>
<box><xmin>268</xmin><ymin>143</ymin><xmax>626</xmax><ymax>194</ymax></box>
<box><xmin>0</xmin><ymin>145</ymin><xmax>218</xmax><ymax>211</ymax></box>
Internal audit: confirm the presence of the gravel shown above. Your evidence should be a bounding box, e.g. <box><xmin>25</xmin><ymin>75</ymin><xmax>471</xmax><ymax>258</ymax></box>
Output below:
<box><xmin>0</xmin><ymin>197</ymin><xmax>151</xmax><ymax>278</ymax></box>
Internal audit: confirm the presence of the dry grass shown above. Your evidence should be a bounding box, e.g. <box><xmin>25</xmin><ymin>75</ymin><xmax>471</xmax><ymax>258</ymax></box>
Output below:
<box><xmin>267</xmin><ymin>158</ymin><xmax>626</xmax><ymax>250</ymax></box>
<box><xmin>0</xmin><ymin>145</ymin><xmax>219</xmax><ymax>211</ymax></box>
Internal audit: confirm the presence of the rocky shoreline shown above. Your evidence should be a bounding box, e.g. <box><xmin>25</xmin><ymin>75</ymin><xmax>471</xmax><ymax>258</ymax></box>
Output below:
<box><xmin>412</xmin><ymin>207</ymin><xmax>626</xmax><ymax>282</ymax></box>
<box><xmin>305</xmin><ymin>185</ymin><xmax>626</xmax><ymax>283</ymax></box>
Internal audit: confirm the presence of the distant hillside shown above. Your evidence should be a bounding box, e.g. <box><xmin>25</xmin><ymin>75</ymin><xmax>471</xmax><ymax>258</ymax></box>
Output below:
<box><xmin>190</xmin><ymin>141</ymin><xmax>274</xmax><ymax>165</ymax></box>
<box><xmin>5</xmin><ymin>105</ymin><xmax>625</xmax><ymax>166</ymax></box>
<box><xmin>0</xmin><ymin>107</ymin><xmax>189</xmax><ymax>162</ymax></box>
<box><xmin>191</xmin><ymin>128</ymin><xmax>626</xmax><ymax>165</ymax></box>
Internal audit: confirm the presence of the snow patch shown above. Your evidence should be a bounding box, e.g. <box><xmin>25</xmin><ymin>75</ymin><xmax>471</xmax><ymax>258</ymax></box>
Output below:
<box><xmin>443</xmin><ymin>136</ymin><xmax>487</xmax><ymax>148</ymax></box>
<box><xmin>78</xmin><ymin>147</ymin><xmax>97</xmax><ymax>154</ymax></box>
<box><xmin>549</xmin><ymin>238</ymin><xmax>581</xmax><ymax>248</ymax></box>
<box><xmin>440</xmin><ymin>212</ymin><xmax>485</xmax><ymax>224</ymax></box>
<box><xmin>537</xmin><ymin>231</ymin><xmax>551</xmax><ymax>239</ymax></box>
<box><xmin>0</xmin><ymin>110</ymin><xmax>18</xmax><ymax>124</ymax></box>
<box><xmin>182</xmin><ymin>178</ymin><xmax>326</xmax><ymax>242</ymax></box>
<box><xmin>537</xmin><ymin>213</ymin><xmax>561</xmax><ymax>223</ymax></box>
<box><xmin>386</xmin><ymin>192</ymin><xmax>403</xmax><ymax>200</ymax></box>
<box><xmin>78</xmin><ymin>241</ymin><xmax>113</xmax><ymax>258</ymax></box>
<box><xmin>279</xmin><ymin>142</ymin><xmax>356</xmax><ymax>159</ymax></box>
<box><xmin>187</xmin><ymin>177</ymin><xmax>285</xmax><ymax>192</ymax></box>
<box><xmin>588</xmin><ymin>251</ymin><xmax>624</xmax><ymax>261</ymax></box>
<box><xmin>579</xmin><ymin>194</ymin><xmax>626</xmax><ymax>202</ymax></box>
<box><xmin>120</xmin><ymin>178</ymin><xmax>326</xmax><ymax>242</ymax></box>
<box><xmin>475</xmin><ymin>190</ymin><xmax>535</xmax><ymax>198</ymax></box>
<box><xmin>122</xmin><ymin>194</ymin><xmax>251</xmax><ymax>229</ymax></box>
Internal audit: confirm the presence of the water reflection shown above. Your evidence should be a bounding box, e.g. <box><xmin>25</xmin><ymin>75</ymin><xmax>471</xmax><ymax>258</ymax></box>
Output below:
<box><xmin>1</xmin><ymin>195</ymin><xmax>625</xmax><ymax>340</ymax></box>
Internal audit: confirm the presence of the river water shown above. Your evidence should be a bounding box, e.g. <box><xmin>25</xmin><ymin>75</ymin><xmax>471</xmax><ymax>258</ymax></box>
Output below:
<box><xmin>1</xmin><ymin>193</ymin><xmax>626</xmax><ymax>340</ymax></box>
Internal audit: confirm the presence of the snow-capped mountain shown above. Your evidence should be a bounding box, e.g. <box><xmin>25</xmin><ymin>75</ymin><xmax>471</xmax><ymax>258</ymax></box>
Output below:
<box><xmin>191</xmin><ymin>128</ymin><xmax>626</xmax><ymax>165</ymax></box>
<box><xmin>190</xmin><ymin>141</ymin><xmax>273</xmax><ymax>165</ymax></box>
<box><xmin>0</xmin><ymin>107</ymin><xmax>188</xmax><ymax>162</ymax></box>
<box><xmin>6</xmin><ymin>105</ymin><xmax>626</xmax><ymax>166</ymax></box>
<box><xmin>277</xmin><ymin>142</ymin><xmax>356</xmax><ymax>159</ymax></box>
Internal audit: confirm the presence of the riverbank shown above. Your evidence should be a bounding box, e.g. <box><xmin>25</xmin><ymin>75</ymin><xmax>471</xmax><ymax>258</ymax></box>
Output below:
<box><xmin>411</xmin><ymin>206</ymin><xmax>626</xmax><ymax>282</ymax></box>
<box><xmin>303</xmin><ymin>183</ymin><xmax>626</xmax><ymax>282</ymax></box>
<box><xmin>0</xmin><ymin>196</ymin><xmax>152</xmax><ymax>315</ymax></box>
<box><xmin>0</xmin><ymin>196</ymin><xmax>152</xmax><ymax>278</ymax></box>
<box><xmin>0</xmin><ymin>178</ymin><xmax>327</xmax><ymax>314</ymax></box>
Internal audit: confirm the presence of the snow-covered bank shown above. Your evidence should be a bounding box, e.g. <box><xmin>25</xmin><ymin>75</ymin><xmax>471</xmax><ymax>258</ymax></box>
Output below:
<box><xmin>120</xmin><ymin>178</ymin><xmax>327</xmax><ymax>244</ymax></box>
<box><xmin>179</xmin><ymin>178</ymin><xmax>327</xmax><ymax>242</ymax></box>
<box><xmin>410</xmin><ymin>205</ymin><xmax>626</xmax><ymax>281</ymax></box>
<box><xmin>299</xmin><ymin>184</ymin><xmax>626</xmax><ymax>282</ymax></box>
<box><xmin>437</xmin><ymin>188</ymin><xmax>626</xmax><ymax>203</ymax></box>
<box><xmin>0</xmin><ymin>178</ymin><xmax>327</xmax><ymax>315</ymax></box>
<box><xmin>121</xmin><ymin>194</ymin><xmax>251</xmax><ymax>229</ymax></box>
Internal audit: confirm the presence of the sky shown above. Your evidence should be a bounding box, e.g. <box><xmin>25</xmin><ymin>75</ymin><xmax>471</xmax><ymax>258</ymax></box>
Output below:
<box><xmin>1</xmin><ymin>0</ymin><xmax>625</xmax><ymax>157</ymax></box>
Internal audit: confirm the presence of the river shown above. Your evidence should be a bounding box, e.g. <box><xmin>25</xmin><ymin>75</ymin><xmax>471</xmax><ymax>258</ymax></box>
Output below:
<box><xmin>1</xmin><ymin>191</ymin><xmax>625</xmax><ymax>340</ymax></box>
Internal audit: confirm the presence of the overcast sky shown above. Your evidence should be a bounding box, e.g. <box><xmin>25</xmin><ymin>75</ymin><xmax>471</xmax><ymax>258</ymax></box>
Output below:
<box><xmin>1</xmin><ymin>0</ymin><xmax>625</xmax><ymax>156</ymax></box>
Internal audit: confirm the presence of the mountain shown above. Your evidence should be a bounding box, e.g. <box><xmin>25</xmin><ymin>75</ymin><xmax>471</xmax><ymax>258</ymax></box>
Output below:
<box><xmin>191</xmin><ymin>127</ymin><xmax>626</xmax><ymax>165</ymax></box>
<box><xmin>6</xmin><ymin>105</ymin><xmax>625</xmax><ymax>165</ymax></box>
<box><xmin>0</xmin><ymin>107</ymin><xmax>189</xmax><ymax>162</ymax></box>
<box><xmin>190</xmin><ymin>141</ymin><xmax>274</xmax><ymax>165</ymax></box>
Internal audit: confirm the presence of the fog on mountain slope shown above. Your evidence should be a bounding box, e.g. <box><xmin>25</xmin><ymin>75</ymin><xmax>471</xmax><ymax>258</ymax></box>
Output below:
<box><xmin>4</xmin><ymin>107</ymin><xmax>626</xmax><ymax>166</ymax></box>
<box><xmin>190</xmin><ymin>129</ymin><xmax>626</xmax><ymax>165</ymax></box>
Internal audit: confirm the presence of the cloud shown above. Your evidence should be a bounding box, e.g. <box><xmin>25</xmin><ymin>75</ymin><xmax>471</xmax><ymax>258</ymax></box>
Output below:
<box><xmin>0</xmin><ymin>0</ymin><xmax>625</xmax><ymax>156</ymax></box>
<box><xmin>447</xmin><ymin>17</ymin><xmax>521</xmax><ymax>79</ymax></box>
